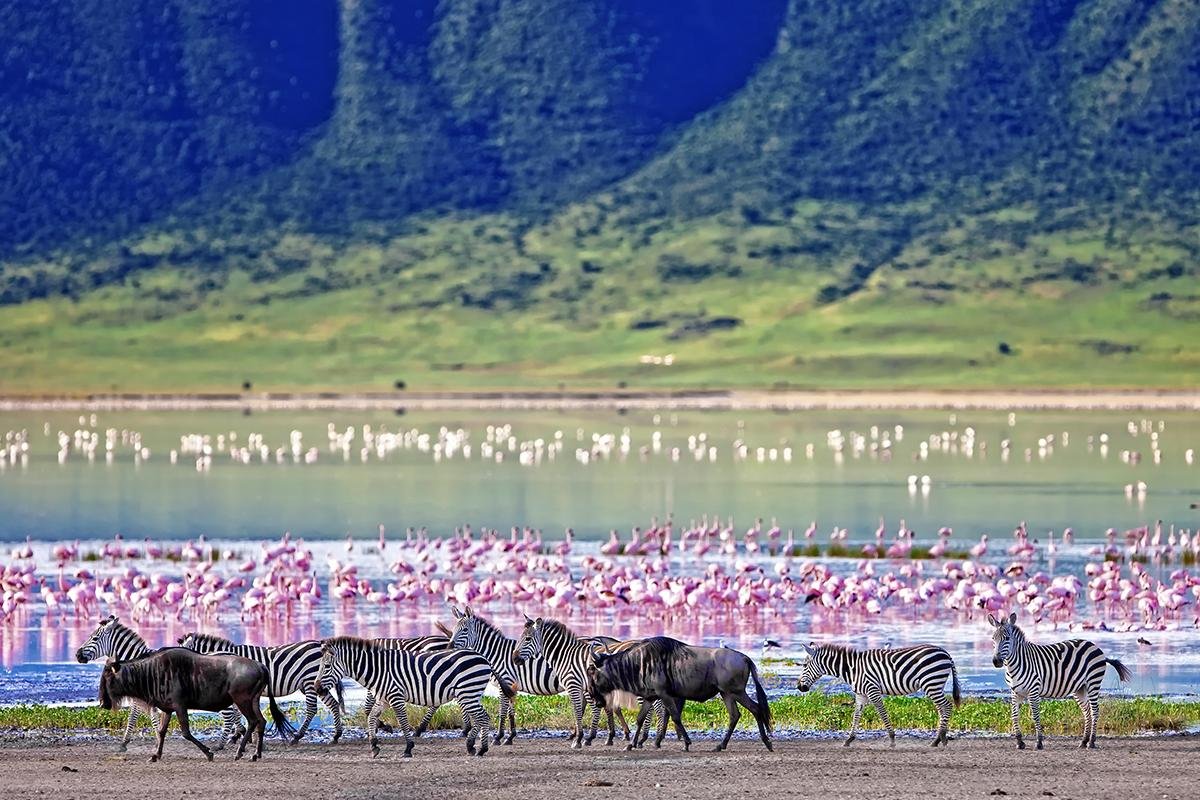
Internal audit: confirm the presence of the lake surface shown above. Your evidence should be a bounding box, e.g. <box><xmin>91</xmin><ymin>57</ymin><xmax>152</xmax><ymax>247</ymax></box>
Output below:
<box><xmin>1</xmin><ymin>408</ymin><xmax>1196</xmax><ymax>543</ymax></box>
<box><xmin>1</xmin><ymin>408</ymin><xmax>1198</xmax><ymax>705</ymax></box>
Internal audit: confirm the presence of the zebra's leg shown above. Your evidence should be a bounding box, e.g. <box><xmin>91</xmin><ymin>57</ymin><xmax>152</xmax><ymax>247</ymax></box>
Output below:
<box><xmin>319</xmin><ymin>688</ymin><xmax>344</xmax><ymax>744</ymax></box>
<box><xmin>846</xmin><ymin>694</ymin><xmax>865</xmax><ymax>747</ymax></box>
<box><xmin>290</xmin><ymin>688</ymin><xmax>319</xmax><ymax>744</ymax></box>
<box><xmin>366</xmin><ymin>698</ymin><xmax>386</xmax><ymax>758</ymax></box>
<box><xmin>1029</xmin><ymin>690</ymin><xmax>1044</xmax><ymax>750</ymax></box>
<box><xmin>626</xmin><ymin>699</ymin><xmax>651</xmax><ymax>752</ymax></box>
<box><xmin>459</xmin><ymin>694</ymin><xmax>491</xmax><ymax>757</ymax></box>
<box><xmin>1074</xmin><ymin>690</ymin><xmax>1090</xmax><ymax>749</ymax></box>
<box><xmin>585</xmin><ymin>699</ymin><xmax>602</xmax><ymax>746</ymax></box>
<box><xmin>414</xmin><ymin>706</ymin><xmax>436</xmax><ymax>736</ymax></box>
<box><xmin>715</xmin><ymin>692</ymin><xmax>740</xmax><ymax>751</ymax></box>
<box><xmin>390</xmin><ymin>693</ymin><xmax>416</xmax><ymax>758</ymax></box>
<box><xmin>568</xmin><ymin>688</ymin><xmax>586</xmax><ymax>749</ymax></box>
<box><xmin>928</xmin><ymin>687</ymin><xmax>952</xmax><ymax>747</ymax></box>
<box><xmin>655</xmin><ymin>699</ymin><xmax>668</xmax><ymax>746</ymax></box>
<box><xmin>868</xmin><ymin>690</ymin><xmax>894</xmax><ymax>748</ymax></box>
<box><xmin>119</xmin><ymin>704</ymin><xmax>142</xmax><ymax>752</ymax></box>
<box><xmin>1010</xmin><ymin>694</ymin><xmax>1025</xmax><ymax>749</ymax></box>
<box><xmin>216</xmin><ymin>706</ymin><xmax>242</xmax><ymax>750</ymax></box>
<box><xmin>175</xmin><ymin>709</ymin><xmax>214</xmax><ymax>761</ymax></box>
<box><xmin>150</xmin><ymin>709</ymin><xmax>172</xmax><ymax>763</ymax></box>
<box><xmin>505</xmin><ymin>698</ymin><xmax>517</xmax><ymax>745</ymax></box>
<box><xmin>494</xmin><ymin>694</ymin><xmax>510</xmax><ymax>745</ymax></box>
<box><xmin>365</xmin><ymin>692</ymin><xmax>392</xmax><ymax>734</ymax></box>
<box><xmin>1088</xmin><ymin>695</ymin><xmax>1100</xmax><ymax>749</ymax></box>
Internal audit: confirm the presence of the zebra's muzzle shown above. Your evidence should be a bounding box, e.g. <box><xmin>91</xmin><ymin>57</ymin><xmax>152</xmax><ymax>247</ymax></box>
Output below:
<box><xmin>796</xmin><ymin>683</ymin><xmax>810</xmax><ymax>692</ymax></box>
<box><xmin>75</xmin><ymin>650</ymin><xmax>88</xmax><ymax>664</ymax></box>
<box><xmin>992</xmin><ymin>657</ymin><xmax>1004</xmax><ymax>668</ymax></box>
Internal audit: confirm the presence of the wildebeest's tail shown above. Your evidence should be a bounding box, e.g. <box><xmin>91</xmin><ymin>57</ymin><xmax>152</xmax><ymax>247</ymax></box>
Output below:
<box><xmin>267</xmin><ymin>684</ymin><xmax>298</xmax><ymax>740</ymax></box>
<box><xmin>1106</xmin><ymin>658</ymin><xmax>1132</xmax><ymax>683</ymax></box>
<box><xmin>747</xmin><ymin>658</ymin><xmax>772</xmax><ymax>731</ymax></box>
<box><xmin>951</xmin><ymin>663</ymin><xmax>962</xmax><ymax>708</ymax></box>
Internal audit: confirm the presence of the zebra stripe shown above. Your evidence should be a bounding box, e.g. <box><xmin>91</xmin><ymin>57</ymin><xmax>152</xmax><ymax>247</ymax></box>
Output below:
<box><xmin>75</xmin><ymin>616</ymin><xmax>242</xmax><ymax>751</ymax></box>
<box><xmin>353</xmin><ymin>636</ymin><xmax>454</xmax><ymax>736</ymax></box>
<box><xmin>448</xmin><ymin>606</ymin><xmax>560</xmax><ymax>744</ymax></box>
<box><xmin>989</xmin><ymin>612</ymin><xmax>1132</xmax><ymax>750</ymax></box>
<box><xmin>178</xmin><ymin>632</ymin><xmax>344</xmax><ymax>744</ymax></box>
<box><xmin>798</xmin><ymin>642</ymin><xmax>961</xmax><ymax>747</ymax></box>
<box><xmin>514</xmin><ymin>616</ymin><xmax>620</xmax><ymax>749</ymax></box>
<box><xmin>315</xmin><ymin>636</ymin><xmax>493</xmax><ymax>758</ymax></box>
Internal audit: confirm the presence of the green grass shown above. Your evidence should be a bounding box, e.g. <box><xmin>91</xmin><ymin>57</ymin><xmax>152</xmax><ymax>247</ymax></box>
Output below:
<box><xmin>5</xmin><ymin>696</ymin><xmax>1198</xmax><ymax>738</ymax></box>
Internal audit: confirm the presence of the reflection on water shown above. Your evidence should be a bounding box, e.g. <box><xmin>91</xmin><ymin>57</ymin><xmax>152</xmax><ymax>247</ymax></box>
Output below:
<box><xmin>1</xmin><ymin>409</ymin><xmax>1197</xmax><ymax>542</ymax></box>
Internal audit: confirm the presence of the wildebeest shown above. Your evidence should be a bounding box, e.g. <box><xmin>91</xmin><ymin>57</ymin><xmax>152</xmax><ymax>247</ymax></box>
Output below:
<box><xmin>99</xmin><ymin>647</ymin><xmax>296</xmax><ymax>762</ymax></box>
<box><xmin>588</xmin><ymin>637</ymin><xmax>773</xmax><ymax>752</ymax></box>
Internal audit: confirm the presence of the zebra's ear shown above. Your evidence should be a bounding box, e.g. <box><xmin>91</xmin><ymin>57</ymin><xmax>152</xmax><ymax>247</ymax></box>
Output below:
<box><xmin>987</xmin><ymin>614</ymin><xmax>999</xmax><ymax>627</ymax></box>
<box><xmin>801</xmin><ymin>642</ymin><xmax>817</xmax><ymax>657</ymax></box>
<box><xmin>523</xmin><ymin>613</ymin><xmax>533</xmax><ymax>624</ymax></box>
<box><xmin>465</xmin><ymin>604</ymin><xmax>474</xmax><ymax>617</ymax></box>
<box><xmin>450</xmin><ymin>605</ymin><xmax>463</xmax><ymax>620</ymax></box>
<box><xmin>1007</xmin><ymin>612</ymin><xmax>1017</xmax><ymax>625</ymax></box>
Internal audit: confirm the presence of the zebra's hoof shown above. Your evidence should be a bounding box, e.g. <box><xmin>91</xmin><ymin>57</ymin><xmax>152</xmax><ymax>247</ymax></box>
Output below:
<box><xmin>1017</xmin><ymin>740</ymin><xmax>1026</xmax><ymax>750</ymax></box>
<box><xmin>1079</xmin><ymin>741</ymin><xmax>1089</xmax><ymax>749</ymax></box>
<box><xmin>625</xmin><ymin>744</ymin><xmax>634</xmax><ymax>752</ymax></box>
<box><xmin>1088</xmin><ymin>742</ymin><xmax>1098</xmax><ymax>750</ymax></box>
<box><xmin>251</xmin><ymin>754</ymin><xmax>260</xmax><ymax>762</ymax></box>
<box><xmin>1036</xmin><ymin>741</ymin><xmax>1044</xmax><ymax>750</ymax></box>
<box><xmin>149</xmin><ymin>756</ymin><xmax>160</xmax><ymax>764</ymax></box>
<box><xmin>117</xmin><ymin>745</ymin><xmax>128</xmax><ymax>753</ymax></box>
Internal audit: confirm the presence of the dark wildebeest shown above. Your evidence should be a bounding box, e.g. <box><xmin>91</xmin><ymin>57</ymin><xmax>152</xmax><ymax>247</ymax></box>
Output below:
<box><xmin>99</xmin><ymin>647</ymin><xmax>296</xmax><ymax>762</ymax></box>
<box><xmin>588</xmin><ymin>637</ymin><xmax>773</xmax><ymax>752</ymax></box>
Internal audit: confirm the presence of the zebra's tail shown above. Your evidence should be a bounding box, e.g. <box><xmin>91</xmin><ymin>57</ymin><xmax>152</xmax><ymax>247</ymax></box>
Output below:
<box><xmin>747</xmin><ymin>658</ymin><xmax>772</xmax><ymax>731</ymax></box>
<box><xmin>493</xmin><ymin>670</ymin><xmax>518</xmax><ymax>699</ymax></box>
<box><xmin>951</xmin><ymin>663</ymin><xmax>962</xmax><ymax>707</ymax></box>
<box><xmin>267</xmin><ymin>686</ymin><xmax>298</xmax><ymax>740</ymax></box>
<box><xmin>1106</xmin><ymin>657</ymin><xmax>1133</xmax><ymax>683</ymax></box>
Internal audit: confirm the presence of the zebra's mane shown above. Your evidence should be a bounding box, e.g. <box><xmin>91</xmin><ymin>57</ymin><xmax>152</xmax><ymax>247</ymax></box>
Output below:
<box><xmin>468</xmin><ymin>613</ymin><xmax>509</xmax><ymax>641</ymax></box>
<box><xmin>91</xmin><ymin>617</ymin><xmax>149</xmax><ymax>650</ymax></box>
<box><xmin>538</xmin><ymin>618</ymin><xmax>581</xmax><ymax>641</ymax></box>
<box><xmin>816</xmin><ymin>643</ymin><xmax>857</xmax><ymax>654</ymax></box>
<box><xmin>325</xmin><ymin>635</ymin><xmax>371</xmax><ymax>649</ymax></box>
<box><xmin>188</xmin><ymin>632</ymin><xmax>236</xmax><ymax>649</ymax></box>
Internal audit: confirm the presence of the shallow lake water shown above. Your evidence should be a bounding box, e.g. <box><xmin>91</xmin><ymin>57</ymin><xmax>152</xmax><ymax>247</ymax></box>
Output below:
<box><xmin>1</xmin><ymin>408</ymin><xmax>1198</xmax><ymax>706</ymax></box>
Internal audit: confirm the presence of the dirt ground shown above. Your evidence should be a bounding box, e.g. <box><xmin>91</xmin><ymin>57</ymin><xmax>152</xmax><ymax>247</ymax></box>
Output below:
<box><xmin>1</xmin><ymin>734</ymin><xmax>1196</xmax><ymax>800</ymax></box>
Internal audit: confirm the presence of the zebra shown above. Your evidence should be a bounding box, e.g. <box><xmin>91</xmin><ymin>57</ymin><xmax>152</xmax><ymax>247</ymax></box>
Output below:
<box><xmin>797</xmin><ymin>642</ymin><xmax>961</xmax><ymax>747</ymax></box>
<box><xmin>315</xmin><ymin>635</ymin><xmax>499</xmax><ymax>758</ymax></box>
<box><xmin>447</xmin><ymin>605</ymin><xmax>564</xmax><ymax>744</ymax></box>
<box><xmin>988</xmin><ymin>612</ymin><xmax>1132</xmax><ymax>750</ymax></box>
<box><xmin>514</xmin><ymin>615</ymin><xmax>630</xmax><ymax>749</ymax></box>
<box><xmin>75</xmin><ymin>615</ymin><xmax>243</xmax><ymax>751</ymax></box>
<box><xmin>351</xmin><ymin>634</ymin><xmax>457</xmax><ymax>737</ymax></box>
<box><xmin>177</xmin><ymin>632</ymin><xmax>344</xmax><ymax>744</ymax></box>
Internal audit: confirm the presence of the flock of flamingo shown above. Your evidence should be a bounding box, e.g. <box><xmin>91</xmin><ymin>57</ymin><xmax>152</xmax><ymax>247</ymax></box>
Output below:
<box><xmin>2</xmin><ymin>517</ymin><xmax>1198</xmax><ymax>636</ymax></box>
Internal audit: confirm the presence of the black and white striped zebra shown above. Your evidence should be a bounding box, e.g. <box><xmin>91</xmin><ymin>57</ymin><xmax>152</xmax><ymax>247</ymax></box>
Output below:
<box><xmin>514</xmin><ymin>616</ymin><xmax>622</xmax><ymax>749</ymax></box>
<box><xmin>75</xmin><ymin>616</ymin><xmax>242</xmax><ymax>751</ymax></box>
<box><xmin>988</xmin><ymin>612</ymin><xmax>1132</xmax><ymax>750</ymax></box>
<box><xmin>447</xmin><ymin>605</ymin><xmax>562</xmax><ymax>744</ymax></box>
<box><xmin>315</xmin><ymin>636</ymin><xmax>498</xmax><ymax>758</ymax></box>
<box><xmin>797</xmin><ymin>642</ymin><xmax>961</xmax><ymax>747</ymax></box>
<box><xmin>177</xmin><ymin>632</ymin><xmax>344</xmax><ymax>744</ymax></box>
<box><xmin>353</xmin><ymin>635</ymin><xmax>455</xmax><ymax>737</ymax></box>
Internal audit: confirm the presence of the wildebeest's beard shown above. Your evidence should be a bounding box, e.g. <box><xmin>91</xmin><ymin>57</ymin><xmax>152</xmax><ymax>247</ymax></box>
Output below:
<box><xmin>99</xmin><ymin>665</ymin><xmax>122</xmax><ymax>710</ymax></box>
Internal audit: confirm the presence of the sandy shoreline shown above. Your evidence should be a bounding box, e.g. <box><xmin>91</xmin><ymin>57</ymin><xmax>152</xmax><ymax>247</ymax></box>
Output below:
<box><xmin>1</xmin><ymin>388</ymin><xmax>1198</xmax><ymax>412</ymax></box>
<box><xmin>2</xmin><ymin>735</ymin><xmax>1195</xmax><ymax>799</ymax></box>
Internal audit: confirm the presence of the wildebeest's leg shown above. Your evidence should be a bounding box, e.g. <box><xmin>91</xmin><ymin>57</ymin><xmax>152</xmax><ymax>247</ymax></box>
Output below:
<box><xmin>150</xmin><ymin>709</ymin><xmax>172</xmax><ymax>763</ymax></box>
<box><xmin>732</xmin><ymin>690</ymin><xmax>772</xmax><ymax>752</ymax></box>
<box><xmin>233</xmin><ymin>695</ymin><xmax>265</xmax><ymax>761</ymax></box>
<box><xmin>626</xmin><ymin>699</ymin><xmax>651</xmax><ymax>751</ymax></box>
<box><xmin>175</xmin><ymin>709</ymin><xmax>214</xmax><ymax>761</ymax></box>
<box><xmin>716</xmin><ymin>692</ymin><xmax>741</xmax><ymax>751</ymax></box>
<box><xmin>663</xmin><ymin>697</ymin><xmax>690</xmax><ymax>751</ymax></box>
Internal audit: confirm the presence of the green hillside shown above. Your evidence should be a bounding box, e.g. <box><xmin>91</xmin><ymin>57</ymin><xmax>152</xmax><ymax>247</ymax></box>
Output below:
<box><xmin>1</xmin><ymin>1</ymin><xmax>1198</xmax><ymax>393</ymax></box>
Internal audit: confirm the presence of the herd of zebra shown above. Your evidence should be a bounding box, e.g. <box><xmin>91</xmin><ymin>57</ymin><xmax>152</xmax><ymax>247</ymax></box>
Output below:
<box><xmin>76</xmin><ymin>609</ymin><xmax>1132</xmax><ymax>761</ymax></box>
